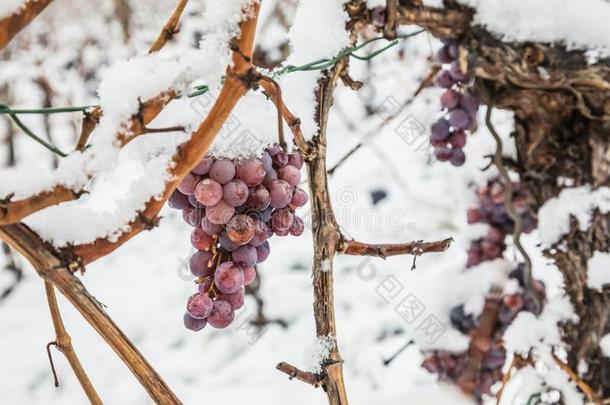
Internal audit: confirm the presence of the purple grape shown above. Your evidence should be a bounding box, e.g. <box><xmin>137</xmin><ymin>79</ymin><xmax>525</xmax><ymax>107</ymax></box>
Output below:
<box><xmin>435</xmin><ymin>71</ymin><xmax>455</xmax><ymax>89</ymax></box>
<box><xmin>279</xmin><ymin>165</ymin><xmax>301</xmax><ymax>186</ymax></box>
<box><xmin>168</xmin><ymin>190</ymin><xmax>191</xmax><ymax>210</ymax></box>
<box><xmin>260</xmin><ymin>151</ymin><xmax>273</xmax><ymax>172</ymax></box>
<box><xmin>207</xmin><ymin>300</ymin><xmax>235</xmax><ymax>329</ymax></box>
<box><xmin>177</xmin><ymin>173</ymin><xmax>200</xmax><ymax>195</ymax></box>
<box><xmin>194</xmin><ymin>178</ymin><xmax>222</xmax><ymax>206</ymax></box>
<box><xmin>186</xmin><ymin>293</ymin><xmax>213</xmax><ymax>319</ymax></box>
<box><xmin>242</xmin><ymin>266</ymin><xmax>256</xmax><ymax>285</ymax></box>
<box><xmin>448</xmin><ymin>108</ymin><xmax>470</xmax><ymax>129</ymax></box>
<box><xmin>272</xmin><ymin>151</ymin><xmax>288</xmax><ymax>167</ymax></box>
<box><xmin>206</xmin><ymin>200</ymin><xmax>235</xmax><ymax>224</ymax></box>
<box><xmin>188</xmin><ymin>194</ymin><xmax>205</xmax><ymax>209</ymax></box>
<box><xmin>370</xmin><ymin>6</ymin><xmax>385</xmax><ymax>27</ymax></box>
<box><xmin>232</xmin><ymin>245</ymin><xmax>257</xmax><ymax>267</ymax></box>
<box><xmin>249</xmin><ymin>219</ymin><xmax>270</xmax><ymax>247</ymax></box>
<box><xmin>214</xmin><ymin>261</ymin><xmax>244</xmax><ymax>294</ymax></box>
<box><xmin>290</xmin><ymin>187</ymin><xmax>308</xmax><ymax>208</ymax></box>
<box><xmin>275</xmin><ymin>229</ymin><xmax>289</xmax><ymax>236</ymax></box>
<box><xmin>449</xmin><ymin>61</ymin><xmax>467</xmax><ymax>82</ymax></box>
<box><xmin>449</xmin><ymin>148</ymin><xmax>466</xmax><ymax>167</ymax></box>
<box><xmin>219</xmin><ymin>232</ymin><xmax>239</xmax><ymax>252</ymax></box>
<box><xmin>266</xmin><ymin>144</ymin><xmax>282</xmax><ymax>156</ymax></box>
<box><xmin>256</xmin><ymin>241</ymin><xmax>270</xmax><ymax>263</ymax></box>
<box><xmin>226</xmin><ymin>214</ymin><xmax>255</xmax><ymax>245</ymax></box>
<box><xmin>271</xmin><ymin>208</ymin><xmax>294</xmax><ymax>232</ymax></box>
<box><xmin>219</xmin><ymin>289</ymin><xmax>245</xmax><ymax>310</ymax></box>
<box><xmin>192</xmin><ymin>157</ymin><xmax>214</xmax><ymax>175</ymax></box>
<box><xmin>434</xmin><ymin>146</ymin><xmax>452</xmax><ymax>162</ymax></box>
<box><xmin>447</xmin><ymin>42</ymin><xmax>459</xmax><ymax>59</ymax></box>
<box><xmin>430</xmin><ymin>118</ymin><xmax>451</xmax><ymax>141</ymax></box>
<box><xmin>190</xmin><ymin>251</ymin><xmax>213</xmax><ymax>277</ymax></box>
<box><xmin>460</xmin><ymin>94</ymin><xmax>480</xmax><ymax>116</ymax></box>
<box><xmin>436</xmin><ymin>45</ymin><xmax>454</xmax><ymax>64</ymax></box>
<box><xmin>246</xmin><ymin>185</ymin><xmax>271</xmax><ymax>210</ymax></box>
<box><xmin>260</xmin><ymin>207</ymin><xmax>273</xmax><ymax>223</ymax></box>
<box><xmin>235</xmin><ymin>158</ymin><xmax>266</xmax><ymax>186</ymax></box>
<box><xmin>449</xmin><ymin>129</ymin><xmax>466</xmax><ymax>148</ymax></box>
<box><xmin>184</xmin><ymin>207</ymin><xmax>205</xmax><ymax>227</ymax></box>
<box><xmin>440</xmin><ymin>89</ymin><xmax>460</xmax><ymax>110</ymax></box>
<box><xmin>201</xmin><ymin>217</ymin><xmax>223</xmax><ymax>236</ymax></box>
<box><xmin>288</xmin><ymin>152</ymin><xmax>303</xmax><ymax>169</ymax></box>
<box><xmin>191</xmin><ymin>227</ymin><xmax>215</xmax><ymax>251</ymax></box>
<box><xmin>222</xmin><ymin>179</ymin><xmax>249</xmax><ymax>206</ymax></box>
<box><xmin>208</xmin><ymin>159</ymin><xmax>235</xmax><ymax>184</ymax></box>
<box><xmin>184</xmin><ymin>312</ymin><xmax>207</xmax><ymax>331</ymax></box>
<box><xmin>269</xmin><ymin>179</ymin><xmax>293</xmax><ymax>208</ymax></box>
<box><xmin>262</xmin><ymin>169</ymin><xmax>278</xmax><ymax>188</ymax></box>
<box><xmin>290</xmin><ymin>216</ymin><xmax>304</xmax><ymax>236</ymax></box>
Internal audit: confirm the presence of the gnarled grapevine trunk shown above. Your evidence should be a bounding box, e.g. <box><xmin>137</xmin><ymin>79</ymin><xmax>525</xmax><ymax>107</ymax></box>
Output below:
<box><xmin>468</xmin><ymin>32</ymin><xmax>610</xmax><ymax>395</ymax></box>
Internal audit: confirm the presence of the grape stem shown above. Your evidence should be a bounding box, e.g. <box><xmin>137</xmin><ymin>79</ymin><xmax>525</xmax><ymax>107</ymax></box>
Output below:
<box><xmin>276</xmin><ymin>362</ymin><xmax>321</xmax><ymax>387</ymax></box>
<box><xmin>44</xmin><ymin>281</ymin><xmax>102</xmax><ymax>404</ymax></box>
<box><xmin>484</xmin><ymin>103</ymin><xmax>542</xmax><ymax>314</ymax></box>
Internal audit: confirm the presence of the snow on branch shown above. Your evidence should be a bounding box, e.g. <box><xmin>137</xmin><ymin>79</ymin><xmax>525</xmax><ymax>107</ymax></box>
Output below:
<box><xmin>0</xmin><ymin>0</ymin><xmax>54</xmax><ymax>49</ymax></box>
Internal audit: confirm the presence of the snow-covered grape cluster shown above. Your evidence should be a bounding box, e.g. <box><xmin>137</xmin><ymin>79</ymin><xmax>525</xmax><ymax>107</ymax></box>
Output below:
<box><xmin>168</xmin><ymin>145</ymin><xmax>307</xmax><ymax>331</ymax></box>
<box><xmin>422</xmin><ymin>266</ymin><xmax>547</xmax><ymax>401</ymax></box>
<box><xmin>430</xmin><ymin>39</ymin><xmax>481</xmax><ymax>166</ymax></box>
<box><xmin>465</xmin><ymin>177</ymin><xmax>536</xmax><ymax>267</ymax></box>
<box><xmin>421</xmin><ymin>178</ymin><xmax>543</xmax><ymax>402</ymax></box>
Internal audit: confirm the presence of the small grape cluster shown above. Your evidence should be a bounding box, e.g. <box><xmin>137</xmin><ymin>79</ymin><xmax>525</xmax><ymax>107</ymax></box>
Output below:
<box><xmin>430</xmin><ymin>39</ymin><xmax>481</xmax><ymax>166</ymax></box>
<box><xmin>465</xmin><ymin>178</ymin><xmax>536</xmax><ymax>267</ymax></box>
<box><xmin>421</xmin><ymin>179</ymin><xmax>542</xmax><ymax>402</ymax></box>
<box><xmin>168</xmin><ymin>145</ymin><xmax>307</xmax><ymax>331</ymax></box>
<box><xmin>422</xmin><ymin>266</ymin><xmax>547</xmax><ymax>402</ymax></box>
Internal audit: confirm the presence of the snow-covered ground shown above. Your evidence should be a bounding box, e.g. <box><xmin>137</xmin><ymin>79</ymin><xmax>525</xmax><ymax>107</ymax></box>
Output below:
<box><xmin>0</xmin><ymin>0</ymin><xmax>581</xmax><ymax>404</ymax></box>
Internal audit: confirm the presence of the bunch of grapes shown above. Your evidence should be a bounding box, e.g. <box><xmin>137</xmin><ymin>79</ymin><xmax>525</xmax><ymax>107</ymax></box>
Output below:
<box><xmin>420</xmin><ymin>179</ymin><xmax>542</xmax><ymax>402</ymax></box>
<box><xmin>422</xmin><ymin>266</ymin><xmax>547</xmax><ymax>402</ymax></box>
<box><xmin>168</xmin><ymin>145</ymin><xmax>307</xmax><ymax>331</ymax></box>
<box><xmin>430</xmin><ymin>39</ymin><xmax>481</xmax><ymax>166</ymax></box>
<box><xmin>466</xmin><ymin>177</ymin><xmax>536</xmax><ymax>267</ymax></box>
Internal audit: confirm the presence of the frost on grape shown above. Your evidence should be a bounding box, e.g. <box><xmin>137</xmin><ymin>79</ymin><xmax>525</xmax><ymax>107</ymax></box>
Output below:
<box><xmin>303</xmin><ymin>335</ymin><xmax>334</xmax><ymax>374</ymax></box>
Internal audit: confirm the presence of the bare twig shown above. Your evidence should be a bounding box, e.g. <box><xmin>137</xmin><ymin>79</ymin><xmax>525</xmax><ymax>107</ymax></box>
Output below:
<box><xmin>148</xmin><ymin>0</ymin><xmax>189</xmax><ymax>53</ymax></box>
<box><xmin>383</xmin><ymin>0</ymin><xmax>397</xmax><ymax>39</ymax></box>
<box><xmin>0</xmin><ymin>223</ymin><xmax>181</xmax><ymax>404</ymax></box>
<box><xmin>340</xmin><ymin>237</ymin><xmax>453</xmax><ymax>259</ymax></box>
<box><xmin>552</xmin><ymin>353</ymin><xmax>602</xmax><ymax>405</ymax></box>
<box><xmin>44</xmin><ymin>281</ymin><xmax>102</xmax><ymax>404</ymax></box>
<box><xmin>276</xmin><ymin>362</ymin><xmax>321</xmax><ymax>387</ymax></box>
<box><xmin>0</xmin><ymin>0</ymin><xmax>55</xmax><ymax>50</ymax></box>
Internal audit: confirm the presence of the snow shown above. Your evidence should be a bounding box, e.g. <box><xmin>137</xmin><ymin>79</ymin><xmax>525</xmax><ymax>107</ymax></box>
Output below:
<box><xmin>504</xmin><ymin>295</ymin><xmax>577</xmax><ymax>356</ymax></box>
<box><xmin>0</xmin><ymin>0</ymin><xmax>25</xmax><ymax>19</ymax></box>
<box><xmin>601</xmin><ymin>334</ymin><xmax>610</xmax><ymax>357</ymax></box>
<box><xmin>303</xmin><ymin>335</ymin><xmax>334</xmax><ymax>373</ymax></box>
<box><xmin>0</xmin><ymin>0</ymin><xmax>586</xmax><ymax>404</ymax></box>
<box><xmin>538</xmin><ymin>186</ymin><xmax>610</xmax><ymax>246</ymax></box>
<box><xmin>451</xmin><ymin>0</ymin><xmax>610</xmax><ymax>57</ymax></box>
<box><xmin>586</xmin><ymin>251</ymin><xmax>610</xmax><ymax>290</ymax></box>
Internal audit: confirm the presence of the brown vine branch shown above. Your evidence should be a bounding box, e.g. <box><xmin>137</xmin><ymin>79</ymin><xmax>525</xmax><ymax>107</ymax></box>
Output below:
<box><xmin>72</xmin><ymin>1</ymin><xmax>261</xmax><ymax>265</ymax></box>
<box><xmin>148</xmin><ymin>0</ymin><xmax>189</xmax><ymax>53</ymax></box>
<box><xmin>0</xmin><ymin>0</ymin><xmax>55</xmax><ymax>50</ymax></box>
<box><xmin>276</xmin><ymin>362</ymin><xmax>321</xmax><ymax>387</ymax></box>
<box><xmin>44</xmin><ymin>281</ymin><xmax>102</xmax><ymax>404</ymax></box>
<box><xmin>552</xmin><ymin>353</ymin><xmax>603</xmax><ymax>405</ymax></box>
<box><xmin>0</xmin><ymin>223</ymin><xmax>181</xmax><ymax>404</ymax></box>
<box><xmin>395</xmin><ymin>4</ymin><xmax>471</xmax><ymax>38</ymax></box>
<box><xmin>383</xmin><ymin>0</ymin><xmax>397</xmax><ymax>39</ymax></box>
<box><xmin>340</xmin><ymin>237</ymin><xmax>453</xmax><ymax>259</ymax></box>
<box><xmin>457</xmin><ymin>287</ymin><xmax>502</xmax><ymax>394</ymax></box>
<box><xmin>0</xmin><ymin>186</ymin><xmax>81</xmax><ymax>225</ymax></box>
